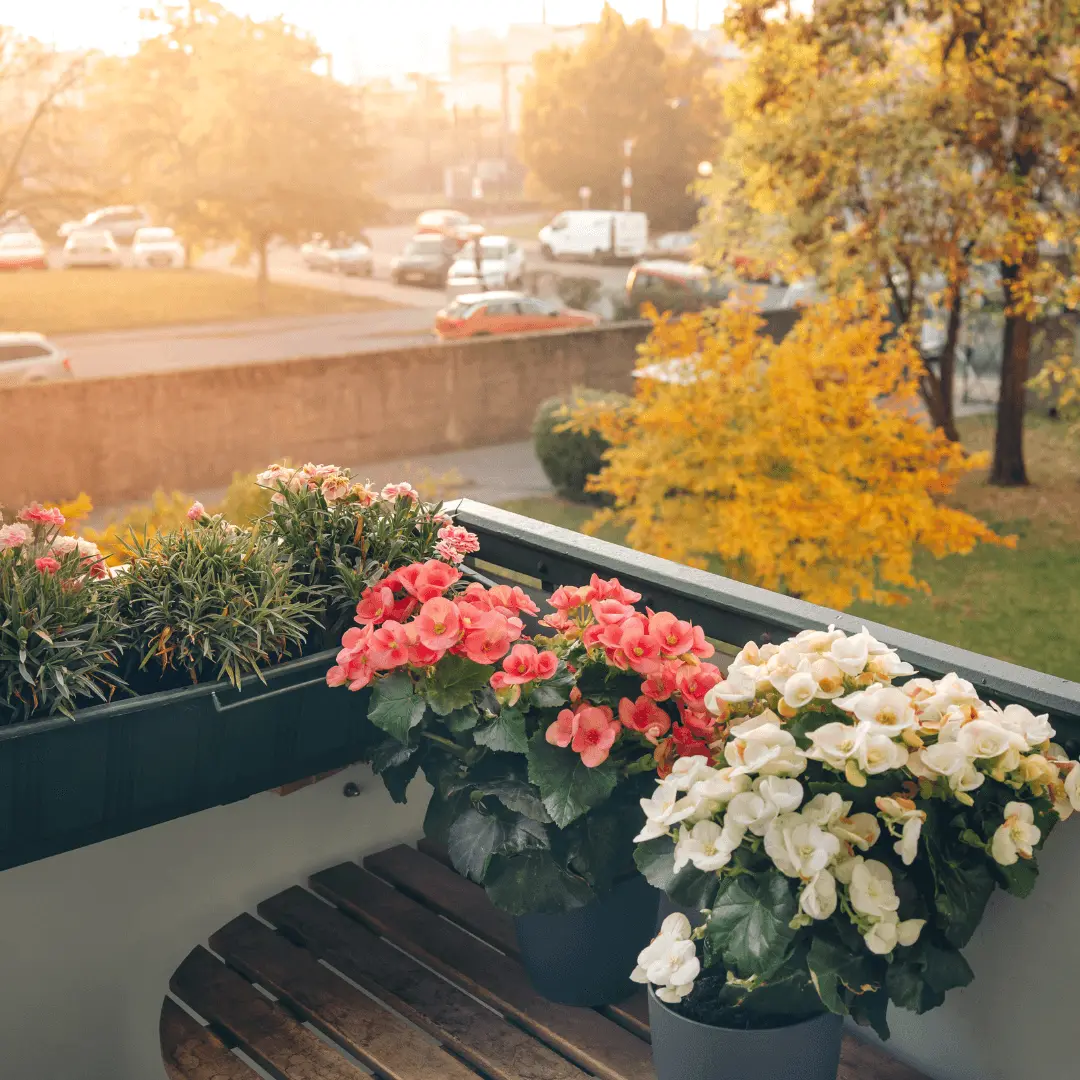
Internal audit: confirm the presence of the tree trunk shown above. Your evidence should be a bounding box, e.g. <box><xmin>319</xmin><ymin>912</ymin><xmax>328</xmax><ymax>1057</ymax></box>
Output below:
<box><xmin>935</xmin><ymin>290</ymin><xmax>962</xmax><ymax>442</ymax></box>
<box><xmin>256</xmin><ymin>234</ymin><xmax>270</xmax><ymax>312</ymax></box>
<box><xmin>991</xmin><ymin>272</ymin><xmax>1031</xmax><ymax>485</ymax></box>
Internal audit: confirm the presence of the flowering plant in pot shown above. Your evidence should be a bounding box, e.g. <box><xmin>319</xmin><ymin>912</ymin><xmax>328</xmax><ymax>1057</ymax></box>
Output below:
<box><xmin>631</xmin><ymin>625</ymin><xmax>1080</xmax><ymax>1080</ymax></box>
<box><xmin>0</xmin><ymin>504</ymin><xmax>122</xmax><ymax>725</ymax></box>
<box><xmin>256</xmin><ymin>464</ymin><xmax>460</xmax><ymax>648</ymax></box>
<box><xmin>327</xmin><ymin>568</ymin><xmax>722</xmax><ymax>1005</ymax></box>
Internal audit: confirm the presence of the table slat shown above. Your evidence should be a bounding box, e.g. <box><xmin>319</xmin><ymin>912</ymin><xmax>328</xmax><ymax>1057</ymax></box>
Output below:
<box><xmin>260</xmin><ymin>885</ymin><xmax>593</xmax><ymax>1080</ymax></box>
<box><xmin>160</xmin><ymin>997</ymin><xmax>261</xmax><ymax>1080</ymax></box>
<box><xmin>311</xmin><ymin>861</ymin><xmax>655</xmax><ymax>1080</ymax></box>
<box><xmin>169</xmin><ymin>945</ymin><xmax>368</xmax><ymax>1080</ymax></box>
<box><xmin>210</xmin><ymin>913</ymin><xmax>480</xmax><ymax>1080</ymax></box>
<box><xmin>601</xmin><ymin>990</ymin><xmax>652</xmax><ymax>1041</ymax></box>
<box><xmin>365</xmin><ymin>843</ymin><xmax>519</xmax><ymax>954</ymax></box>
<box><xmin>839</xmin><ymin>1033</ymin><xmax>932</xmax><ymax>1080</ymax></box>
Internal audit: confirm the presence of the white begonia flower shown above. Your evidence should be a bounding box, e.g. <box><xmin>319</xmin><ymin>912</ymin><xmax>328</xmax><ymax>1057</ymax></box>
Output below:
<box><xmin>855</xmin><ymin>730</ymin><xmax>910</xmax><ymax>775</ymax></box>
<box><xmin>956</xmin><ymin>718</ymin><xmax>1023</xmax><ymax>760</ymax></box>
<box><xmin>799</xmin><ymin>870</ymin><xmax>838</xmax><ymax>920</ymax></box>
<box><xmin>913</xmin><ymin>672</ymin><xmax>982</xmax><ymax>725</ymax></box>
<box><xmin>632</xmin><ymin>913</ymin><xmax>700</xmax><ymax>1002</ymax></box>
<box><xmin>726</xmin><ymin>777</ymin><xmax>803</xmax><ymax>837</ymax></box>
<box><xmin>993</xmin><ymin>703</ymin><xmax>1056</xmax><ymax>750</ymax></box>
<box><xmin>810</xmin><ymin>657</ymin><xmax>845</xmax><ymax>699</ymax></box>
<box><xmin>801</xmin><ymin>792</ymin><xmax>848</xmax><ymax>828</ymax></box>
<box><xmin>693</xmin><ymin>767</ymin><xmax>753</xmax><ymax>805</ymax></box>
<box><xmin>876</xmin><ymin>797</ymin><xmax>928</xmax><ymax>866</ymax></box>
<box><xmin>864</xmin><ymin>919</ymin><xmax>898</xmax><ymax>955</ymax></box>
<box><xmin>829</xmin><ymin>633</ymin><xmax>870</xmax><ymax>676</ymax></box>
<box><xmin>832</xmin><ymin>854</ymin><xmax>863</xmax><ymax>885</ymax></box>
<box><xmin>634</xmin><ymin>778</ymin><xmax>683</xmax><ymax>842</ymax></box>
<box><xmin>669</xmin><ymin>756</ymin><xmax>718</xmax><ymax>791</ymax></box>
<box><xmin>673</xmin><ymin>820</ymin><xmax>745</xmax><ymax>873</ymax></box>
<box><xmin>908</xmin><ymin>742</ymin><xmax>985</xmax><ymax>795</ymax></box>
<box><xmin>897</xmin><ymin>918</ymin><xmax>926</xmax><ymax>947</ymax></box>
<box><xmin>867</xmin><ymin>649</ymin><xmax>917</xmax><ymax>679</ymax></box>
<box><xmin>724</xmin><ymin>722</ymin><xmax>807</xmax><ymax>778</ymax></box>
<box><xmin>794</xmin><ymin>627</ymin><xmax>845</xmax><ymax>656</ymax></box>
<box><xmin>729</xmin><ymin>641</ymin><xmax>761</xmax><ymax>670</ymax></box>
<box><xmin>764</xmin><ymin>813</ymin><xmax>842</xmax><ymax>880</ymax></box>
<box><xmin>991</xmin><ymin>802</ymin><xmax>1041</xmax><ymax>866</ymax></box>
<box><xmin>848</xmin><ymin>859</ymin><xmax>900</xmax><ymax>919</ymax></box>
<box><xmin>849</xmin><ymin>685</ymin><xmax>917</xmax><ymax>734</ymax></box>
<box><xmin>1064</xmin><ymin>765</ymin><xmax>1080</xmax><ymax>813</ymax></box>
<box><xmin>804</xmin><ymin>722</ymin><xmax>861</xmax><ymax>769</ymax></box>
<box><xmin>705</xmin><ymin>668</ymin><xmax>757</xmax><ymax>709</ymax></box>
<box><xmin>782</xmin><ymin>669</ymin><xmax>819</xmax><ymax>711</ymax></box>
<box><xmin>830</xmin><ymin>812</ymin><xmax>881</xmax><ymax>852</ymax></box>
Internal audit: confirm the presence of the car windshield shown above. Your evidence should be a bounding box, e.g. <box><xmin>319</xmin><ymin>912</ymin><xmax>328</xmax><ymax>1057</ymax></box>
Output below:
<box><xmin>445</xmin><ymin>299</ymin><xmax>482</xmax><ymax>319</ymax></box>
<box><xmin>459</xmin><ymin>239</ymin><xmax>508</xmax><ymax>260</ymax></box>
<box><xmin>137</xmin><ymin>229</ymin><xmax>173</xmax><ymax>242</ymax></box>
<box><xmin>407</xmin><ymin>237</ymin><xmax>446</xmax><ymax>255</ymax></box>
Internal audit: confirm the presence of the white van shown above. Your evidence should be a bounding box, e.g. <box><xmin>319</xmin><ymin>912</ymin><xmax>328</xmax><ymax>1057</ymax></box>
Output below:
<box><xmin>538</xmin><ymin>210</ymin><xmax>648</xmax><ymax>262</ymax></box>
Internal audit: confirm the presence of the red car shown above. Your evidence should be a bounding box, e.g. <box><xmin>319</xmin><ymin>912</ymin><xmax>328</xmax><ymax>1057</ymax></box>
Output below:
<box><xmin>434</xmin><ymin>291</ymin><xmax>600</xmax><ymax>340</ymax></box>
<box><xmin>416</xmin><ymin>209</ymin><xmax>485</xmax><ymax>248</ymax></box>
<box><xmin>0</xmin><ymin>231</ymin><xmax>47</xmax><ymax>271</ymax></box>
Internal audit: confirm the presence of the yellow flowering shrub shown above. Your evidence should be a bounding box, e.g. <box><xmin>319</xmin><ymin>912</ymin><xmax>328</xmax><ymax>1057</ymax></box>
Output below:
<box><xmin>568</xmin><ymin>290</ymin><xmax>1013</xmax><ymax>608</ymax></box>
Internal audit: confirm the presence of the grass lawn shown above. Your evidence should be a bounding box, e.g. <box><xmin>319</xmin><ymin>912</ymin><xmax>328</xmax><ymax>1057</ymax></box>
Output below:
<box><xmin>0</xmin><ymin>269</ymin><xmax>395</xmax><ymax>335</ymax></box>
<box><xmin>502</xmin><ymin>415</ymin><xmax>1080</xmax><ymax>682</ymax></box>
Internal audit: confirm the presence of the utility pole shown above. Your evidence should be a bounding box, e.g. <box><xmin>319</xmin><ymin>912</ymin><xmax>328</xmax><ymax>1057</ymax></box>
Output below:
<box><xmin>661</xmin><ymin>0</ymin><xmax>668</xmax><ymax>26</ymax></box>
<box><xmin>622</xmin><ymin>138</ymin><xmax>634</xmax><ymax>211</ymax></box>
<box><xmin>541</xmin><ymin>1</ymin><xmax>547</xmax><ymax>24</ymax></box>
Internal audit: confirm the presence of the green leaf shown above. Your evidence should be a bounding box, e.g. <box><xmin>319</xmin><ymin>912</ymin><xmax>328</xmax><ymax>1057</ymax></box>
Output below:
<box><xmin>527</xmin><ymin>730</ymin><xmax>618</xmax><ymax>828</ymax></box>
<box><xmin>445</xmin><ymin>704</ymin><xmax>480</xmax><ymax>734</ymax></box>
<box><xmin>498</xmin><ymin>816</ymin><xmax>551</xmax><ymax>856</ymax></box>
<box><xmin>424</xmin><ymin>655</ymin><xmax>492</xmax><ymax>716</ymax></box>
<box><xmin>528</xmin><ymin>671</ymin><xmax>573</xmax><ymax>708</ymax></box>
<box><xmin>368</xmin><ymin>672</ymin><xmax>427</xmax><ymax>744</ymax></box>
<box><xmin>474</xmin><ymin>706</ymin><xmax>529</xmax><ymax>754</ymax></box>
<box><xmin>484</xmin><ymin>850</ymin><xmax>596</xmax><ymax>915</ymax></box>
<box><xmin>423</xmin><ymin>788</ymin><xmax>471</xmax><ymax>851</ymax></box>
<box><xmin>565</xmin><ymin>798</ymin><xmax>640</xmax><ymax>893</ymax></box>
<box><xmin>924</xmin><ymin>824</ymin><xmax>995</xmax><ymax>947</ymax></box>
<box><xmin>996</xmin><ymin>856</ymin><xmax>1039</xmax><ymax>898</ymax></box>
<box><xmin>885</xmin><ymin>940</ymin><xmax>973</xmax><ymax>1014</ymax></box>
<box><xmin>706</xmin><ymin>871</ymin><xmax>798</xmax><ymax>981</ymax></box>
<box><xmin>806</xmin><ymin>932</ymin><xmax>881</xmax><ymax>1016</ymax></box>
<box><xmin>478</xmin><ymin>777</ymin><xmax>552</xmax><ymax>822</ymax></box>
<box><xmin>370</xmin><ymin>740</ymin><xmax>420</xmax><ymax>803</ymax></box>
<box><xmin>448</xmin><ymin>808</ymin><xmax>509</xmax><ymax>881</ymax></box>
<box><xmin>635</xmin><ymin>835</ymin><xmax>719</xmax><ymax>910</ymax></box>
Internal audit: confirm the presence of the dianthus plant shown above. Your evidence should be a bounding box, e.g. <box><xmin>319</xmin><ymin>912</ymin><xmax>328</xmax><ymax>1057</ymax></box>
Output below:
<box><xmin>256</xmin><ymin>464</ymin><xmax>477</xmax><ymax>649</ymax></box>
<box><xmin>327</xmin><ymin>564</ymin><xmax>722</xmax><ymax>916</ymax></box>
<box><xmin>0</xmin><ymin>503</ymin><xmax>123</xmax><ymax>725</ymax></box>
<box><xmin>632</xmin><ymin>625</ymin><xmax>1080</xmax><ymax>1040</ymax></box>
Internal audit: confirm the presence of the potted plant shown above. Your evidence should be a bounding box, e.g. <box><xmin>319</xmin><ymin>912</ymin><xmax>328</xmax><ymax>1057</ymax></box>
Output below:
<box><xmin>327</xmin><ymin>564</ymin><xmax>722</xmax><ymax>1006</ymax></box>
<box><xmin>630</xmin><ymin>625</ymin><xmax>1080</xmax><ymax>1080</ymax></box>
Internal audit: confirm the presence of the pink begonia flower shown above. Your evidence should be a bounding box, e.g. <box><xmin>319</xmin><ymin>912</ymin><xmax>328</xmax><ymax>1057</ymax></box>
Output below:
<box><xmin>589</xmin><ymin>574</ymin><xmax>642</xmax><ymax>605</ymax></box>
<box><xmin>490</xmin><ymin>643</ymin><xmax>559</xmax><ymax>688</ymax></box>
<box><xmin>548</xmin><ymin>585</ymin><xmax>589</xmax><ymax>612</ymax></box>
<box><xmin>326</xmin><ymin>665</ymin><xmax>348</xmax><ymax>687</ymax></box>
<box><xmin>340</xmin><ymin>625</ymin><xmax>371</xmax><ymax>651</ymax></box>
<box><xmin>414</xmin><ymin>596</ymin><xmax>462</xmax><ymax>652</ymax></box>
<box><xmin>546</xmin><ymin>707</ymin><xmax>577</xmax><ymax>747</ymax></box>
<box><xmin>0</xmin><ymin>523</ymin><xmax>32</xmax><ymax>550</ymax></box>
<box><xmin>407</xmin><ymin>560</ymin><xmax>462</xmax><ymax>602</ymax></box>
<box><xmin>381</xmin><ymin>481</ymin><xmax>419</xmax><ymax>502</ymax></box>
<box><xmin>355</xmin><ymin>586</ymin><xmax>396</xmax><ymax>625</ymax></box>
<box><xmin>648</xmin><ymin>611</ymin><xmax>696</xmax><ymax>657</ymax></box>
<box><xmin>679</xmin><ymin>702</ymin><xmax>716</xmax><ymax>734</ymax></box>
<box><xmin>571</xmin><ymin>705</ymin><xmax>620</xmax><ymax>767</ymax></box>
<box><xmin>488</xmin><ymin>584</ymin><xmax>540</xmax><ymax>616</ymax></box>
<box><xmin>18</xmin><ymin>503</ymin><xmax>65</xmax><ymax>528</ymax></box>
<box><xmin>35</xmin><ymin>556</ymin><xmax>61</xmax><ymax>575</ymax></box>
<box><xmin>592</xmin><ymin>598</ymin><xmax>636</xmax><ymax>626</ymax></box>
<box><xmin>617</xmin><ymin>616</ymin><xmax>664</xmax><ymax>676</ymax></box>
<box><xmin>642</xmin><ymin>663</ymin><xmax>679</xmax><ymax>702</ymax></box>
<box><xmin>462</xmin><ymin>611</ymin><xmax>516</xmax><ymax>665</ymax></box>
<box><xmin>676</xmin><ymin>662</ymin><xmax>723</xmax><ymax>711</ymax></box>
<box><xmin>186</xmin><ymin>501</ymin><xmax>205</xmax><ymax>522</ymax></box>
<box><xmin>321</xmin><ymin>475</ymin><xmax>350</xmax><ymax>502</ymax></box>
<box><xmin>690</xmin><ymin>625</ymin><xmax>715</xmax><ymax>659</ymax></box>
<box><xmin>619</xmin><ymin>696</ymin><xmax>672</xmax><ymax>743</ymax></box>
<box><xmin>367</xmin><ymin>621</ymin><xmax>411</xmax><ymax>668</ymax></box>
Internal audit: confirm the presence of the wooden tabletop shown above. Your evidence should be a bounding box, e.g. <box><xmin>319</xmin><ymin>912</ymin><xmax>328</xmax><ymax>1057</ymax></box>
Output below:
<box><xmin>162</xmin><ymin>841</ymin><xmax>930</xmax><ymax>1080</ymax></box>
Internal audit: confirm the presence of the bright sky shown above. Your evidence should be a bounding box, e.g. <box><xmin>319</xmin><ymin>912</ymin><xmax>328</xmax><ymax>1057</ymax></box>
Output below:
<box><xmin>0</xmin><ymin>1</ymin><xmax>731</xmax><ymax>79</ymax></box>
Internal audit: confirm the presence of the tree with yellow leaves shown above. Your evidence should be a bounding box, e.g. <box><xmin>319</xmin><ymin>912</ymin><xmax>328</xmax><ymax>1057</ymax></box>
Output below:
<box><xmin>568</xmin><ymin>291</ymin><xmax>1011</xmax><ymax>609</ymax></box>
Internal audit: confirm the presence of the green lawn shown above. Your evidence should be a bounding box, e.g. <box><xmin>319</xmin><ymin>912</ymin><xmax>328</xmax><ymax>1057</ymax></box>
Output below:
<box><xmin>503</xmin><ymin>415</ymin><xmax>1080</xmax><ymax>682</ymax></box>
<box><xmin>0</xmin><ymin>269</ymin><xmax>395</xmax><ymax>335</ymax></box>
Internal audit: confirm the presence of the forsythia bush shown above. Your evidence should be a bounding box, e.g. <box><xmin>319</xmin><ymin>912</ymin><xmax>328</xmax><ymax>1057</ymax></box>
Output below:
<box><xmin>569</xmin><ymin>290</ymin><xmax>1012</xmax><ymax>608</ymax></box>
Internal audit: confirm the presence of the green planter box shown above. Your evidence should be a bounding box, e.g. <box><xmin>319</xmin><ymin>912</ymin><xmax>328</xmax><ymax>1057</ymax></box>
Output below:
<box><xmin>0</xmin><ymin>650</ymin><xmax>370</xmax><ymax>872</ymax></box>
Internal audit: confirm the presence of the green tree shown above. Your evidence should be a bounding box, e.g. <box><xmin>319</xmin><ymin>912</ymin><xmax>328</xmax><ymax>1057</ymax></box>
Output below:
<box><xmin>94</xmin><ymin>2</ymin><xmax>377</xmax><ymax>296</ymax></box>
<box><xmin>519</xmin><ymin>4</ymin><xmax>723</xmax><ymax>230</ymax></box>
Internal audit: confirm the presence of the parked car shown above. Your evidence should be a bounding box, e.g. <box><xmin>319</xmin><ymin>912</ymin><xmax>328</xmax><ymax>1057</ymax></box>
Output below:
<box><xmin>538</xmin><ymin>210</ymin><xmax>649</xmax><ymax>262</ymax></box>
<box><xmin>647</xmin><ymin>230</ymin><xmax>697</xmax><ymax>261</ymax></box>
<box><xmin>0</xmin><ymin>231</ymin><xmax>48</xmax><ymax>271</ymax></box>
<box><xmin>390</xmin><ymin>234</ymin><xmax>459</xmax><ymax>287</ymax></box>
<box><xmin>434</xmin><ymin>291</ymin><xmax>599</xmax><ymax>340</ymax></box>
<box><xmin>0</xmin><ymin>332</ymin><xmax>72</xmax><ymax>386</ymax></box>
<box><xmin>131</xmin><ymin>226</ymin><xmax>186</xmax><ymax>269</ymax></box>
<box><xmin>61</xmin><ymin>229</ymin><xmax>121</xmax><ymax>269</ymax></box>
<box><xmin>0</xmin><ymin>210</ymin><xmax>34</xmax><ymax>234</ymax></box>
<box><xmin>447</xmin><ymin>236</ymin><xmax>526</xmax><ymax>292</ymax></box>
<box><xmin>625</xmin><ymin>259</ymin><xmax>728</xmax><ymax>314</ymax></box>
<box><xmin>415</xmin><ymin>209</ymin><xmax>484</xmax><ymax>246</ymax></box>
<box><xmin>58</xmin><ymin>206</ymin><xmax>150</xmax><ymax>243</ymax></box>
<box><xmin>300</xmin><ymin>235</ymin><xmax>374</xmax><ymax>276</ymax></box>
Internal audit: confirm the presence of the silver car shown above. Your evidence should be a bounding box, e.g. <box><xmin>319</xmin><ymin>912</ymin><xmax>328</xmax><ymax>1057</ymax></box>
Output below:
<box><xmin>61</xmin><ymin>229</ymin><xmax>121</xmax><ymax>269</ymax></box>
<box><xmin>0</xmin><ymin>333</ymin><xmax>72</xmax><ymax>387</ymax></box>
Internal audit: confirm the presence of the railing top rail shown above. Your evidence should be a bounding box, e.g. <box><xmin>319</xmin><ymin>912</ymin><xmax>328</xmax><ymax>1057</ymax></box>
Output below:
<box><xmin>453</xmin><ymin>499</ymin><xmax>1080</xmax><ymax>725</ymax></box>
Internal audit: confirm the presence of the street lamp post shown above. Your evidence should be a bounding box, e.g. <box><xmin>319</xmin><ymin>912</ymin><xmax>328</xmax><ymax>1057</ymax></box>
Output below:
<box><xmin>622</xmin><ymin>138</ymin><xmax>634</xmax><ymax>212</ymax></box>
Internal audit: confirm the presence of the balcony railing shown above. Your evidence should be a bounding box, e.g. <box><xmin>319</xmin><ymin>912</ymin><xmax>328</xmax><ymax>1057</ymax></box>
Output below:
<box><xmin>455</xmin><ymin>499</ymin><xmax>1080</xmax><ymax>735</ymax></box>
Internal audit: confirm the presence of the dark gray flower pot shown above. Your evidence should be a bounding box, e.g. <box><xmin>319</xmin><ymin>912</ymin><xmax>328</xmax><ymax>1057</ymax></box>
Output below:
<box><xmin>648</xmin><ymin>988</ymin><xmax>843</xmax><ymax>1080</ymax></box>
<box><xmin>514</xmin><ymin>874</ymin><xmax>660</xmax><ymax>1006</ymax></box>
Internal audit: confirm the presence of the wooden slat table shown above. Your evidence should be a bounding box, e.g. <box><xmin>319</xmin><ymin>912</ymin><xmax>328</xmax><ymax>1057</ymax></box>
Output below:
<box><xmin>162</xmin><ymin>843</ymin><xmax>931</xmax><ymax>1080</ymax></box>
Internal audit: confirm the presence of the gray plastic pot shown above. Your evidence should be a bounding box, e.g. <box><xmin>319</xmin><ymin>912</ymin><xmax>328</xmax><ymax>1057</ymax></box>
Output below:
<box><xmin>648</xmin><ymin>988</ymin><xmax>843</xmax><ymax>1080</ymax></box>
<box><xmin>514</xmin><ymin>874</ymin><xmax>660</xmax><ymax>1006</ymax></box>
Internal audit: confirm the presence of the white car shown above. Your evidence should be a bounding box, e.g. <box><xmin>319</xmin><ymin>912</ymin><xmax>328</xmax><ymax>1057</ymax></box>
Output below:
<box><xmin>132</xmin><ymin>226</ymin><xmax>186</xmax><ymax>269</ymax></box>
<box><xmin>0</xmin><ymin>332</ymin><xmax>72</xmax><ymax>387</ymax></box>
<box><xmin>58</xmin><ymin>206</ymin><xmax>150</xmax><ymax>244</ymax></box>
<box><xmin>539</xmin><ymin>210</ymin><xmax>649</xmax><ymax>261</ymax></box>
<box><xmin>0</xmin><ymin>231</ymin><xmax>48</xmax><ymax>271</ymax></box>
<box><xmin>301</xmin><ymin>237</ymin><xmax>374</xmax><ymax>276</ymax></box>
<box><xmin>447</xmin><ymin>236</ymin><xmax>526</xmax><ymax>291</ymax></box>
<box><xmin>61</xmin><ymin>230</ymin><xmax>121</xmax><ymax>269</ymax></box>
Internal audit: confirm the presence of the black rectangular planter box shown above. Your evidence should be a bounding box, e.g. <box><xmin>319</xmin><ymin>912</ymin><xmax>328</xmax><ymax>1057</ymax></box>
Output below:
<box><xmin>0</xmin><ymin>650</ymin><xmax>371</xmax><ymax>872</ymax></box>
